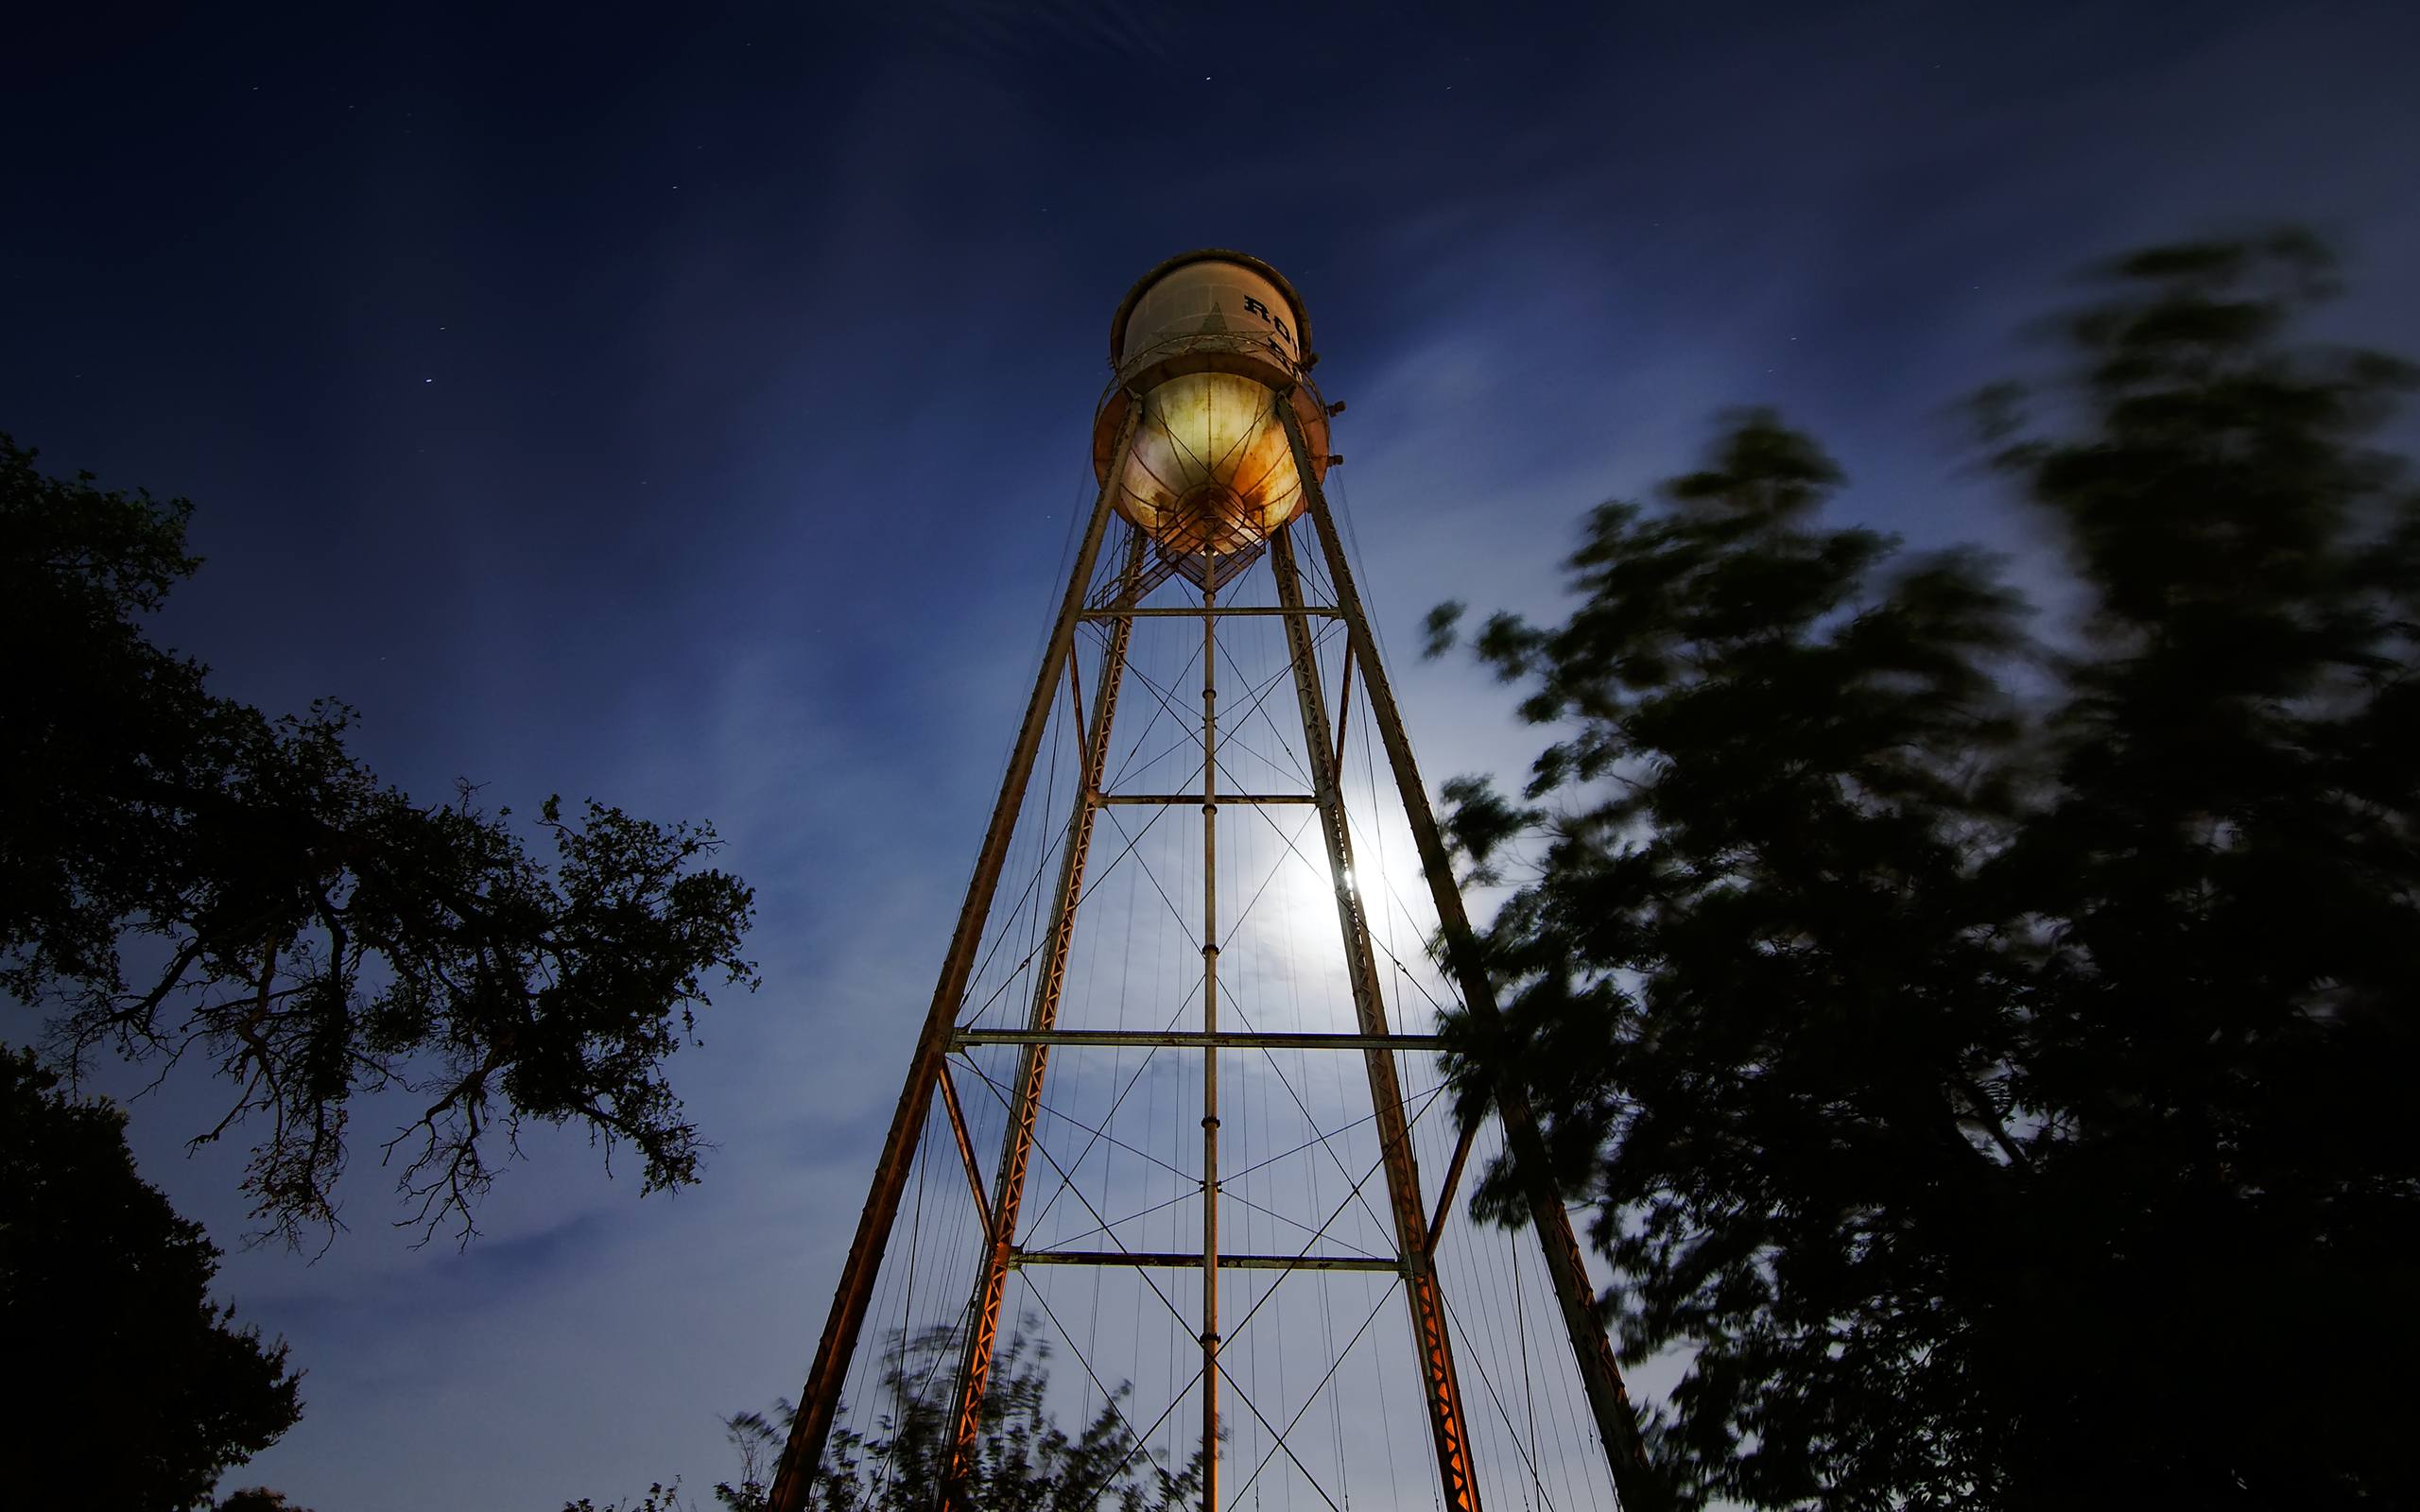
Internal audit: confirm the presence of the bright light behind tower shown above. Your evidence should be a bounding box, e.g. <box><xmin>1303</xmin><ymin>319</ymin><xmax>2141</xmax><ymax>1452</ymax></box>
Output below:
<box><xmin>772</xmin><ymin>249</ymin><xmax>1646</xmax><ymax>1512</ymax></box>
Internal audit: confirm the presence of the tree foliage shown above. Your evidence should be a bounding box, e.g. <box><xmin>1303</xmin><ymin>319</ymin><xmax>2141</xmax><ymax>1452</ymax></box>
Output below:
<box><xmin>0</xmin><ymin>438</ymin><xmax>759</xmax><ymax>1245</ymax></box>
<box><xmin>216</xmin><ymin>1491</ymin><xmax>316</xmax><ymax>1512</ymax></box>
<box><xmin>709</xmin><ymin>1325</ymin><xmax>1205</xmax><ymax>1512</ymax></box>
<box><xmin>1429</xmin><ymin>232</ymin><xmax>2419</xmax><ymax>1507</ymax></box>
<box><xmin>1</xmin><ymin>1047</ymin><xmax>302</xmax><ymax>1509</ymax></box>
<box><xmin>562</xmin><ymin>1485</ymin><xmax>696</xmax><ymax>1512</ymax></box>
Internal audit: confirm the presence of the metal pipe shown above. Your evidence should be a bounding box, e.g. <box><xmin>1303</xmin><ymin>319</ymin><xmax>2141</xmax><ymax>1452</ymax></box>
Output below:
<box><xmin>1064</xmin><ymin>639</ymin><xmax>1086</xmax><ymax>745</ymax></box>
<box><xmin>1081</xmin><ymin>605</ymin><xmax>1340</xmax><ymax>619</ymax></box>
<box><xmin>1096</xmin><ymin>793</ymin><xmax>1317</xmax><ymax>806</ymax></box>
<box><xmin>1200</xmin><ymin>558</ymin><xmax>1222</xmax><ymax>1510</ymax></box>
<box><xmin>1426</xmin><ymin>1114</ymin><xmax>1481</xmax><ymax>1259</ymax></box>
<box><xmin>1332</xmin><ymin>642</ymin><xmax>1356</xmax><ymax>789</ymax></box>
<box><xmin>935</xmin><ymin>1061</ymin><xmax>994</xmax><ymax>1241</ymax></box>
<box><xmin>1011</xmin><ymin>1250</ymin><xmax>1401</xmax><ymax>1273</ymax></box>
<box><xmin>955</xmin><ymin>1028</ymin><xmax>1441</xmax><ymax>1052</ymax></box>
<box><xmin>764</xmin><ymin>404</ymin><xmax>1144</xmax><ymax>1512</ymax></box>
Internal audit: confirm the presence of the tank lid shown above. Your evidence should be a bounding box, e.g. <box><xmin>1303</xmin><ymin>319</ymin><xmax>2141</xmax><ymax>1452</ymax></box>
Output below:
<box><xmin>1107</xmin><ymin>248</ymin><xmax>1313</xmax><ymax>367</ymax></box>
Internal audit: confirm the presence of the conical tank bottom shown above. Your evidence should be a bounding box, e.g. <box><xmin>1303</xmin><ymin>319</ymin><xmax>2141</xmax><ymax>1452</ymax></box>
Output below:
<box><xmin>1112</xmin><ymin>369</ymin><xmax>1305</xmax><ymax>558</ymax></box>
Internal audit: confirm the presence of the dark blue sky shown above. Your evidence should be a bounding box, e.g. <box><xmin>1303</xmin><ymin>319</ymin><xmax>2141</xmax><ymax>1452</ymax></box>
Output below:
<box><xmin>9</xmin><ymin>4</ymin><xmax>2419</xmax><ymax>1506</ymax></box>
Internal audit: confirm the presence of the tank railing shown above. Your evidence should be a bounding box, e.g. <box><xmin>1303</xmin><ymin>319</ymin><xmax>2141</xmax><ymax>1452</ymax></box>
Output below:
<box><xmin>1098</xmin><ymin>330</ymin><xmax>1320</xmax><ymax>398</ymax></box>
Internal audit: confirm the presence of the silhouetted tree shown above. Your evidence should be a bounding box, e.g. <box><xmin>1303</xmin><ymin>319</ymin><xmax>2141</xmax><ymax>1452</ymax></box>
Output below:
<box><xmin>713</xmin><ymin>1324</ymin><xmax>1205</xmax><ymax>1512</ymax></box>
<box><xmin>2</xmin><ymin>1047</ymin><xmax>302</xmax><ymax>1508</ymax></box>
<box><xmin>1427</xmin><ymin>232</ymin><xmax>2419</xmax><ymax>1508</ymax></box>
<box><xmin>216</xmin><ymin>1490</ymin><xmax>316</xmax><ymax>1512</ymax></box>
<box><xmin>562</xmin><ymin>1486</ymin><xmax>696</xmax><ymax>1512</ymax></box>
<box><xmin>0</xmin><ymin>438</ymin><xmax>758</xmax><ymax>1245</ymax></box>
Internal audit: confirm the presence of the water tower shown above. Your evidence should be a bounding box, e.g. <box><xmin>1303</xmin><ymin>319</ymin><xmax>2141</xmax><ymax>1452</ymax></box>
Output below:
<box><xmin>767</xmin><ymin>251</ymin><xmax>1657</xmax><ymax>1511</ymax></box>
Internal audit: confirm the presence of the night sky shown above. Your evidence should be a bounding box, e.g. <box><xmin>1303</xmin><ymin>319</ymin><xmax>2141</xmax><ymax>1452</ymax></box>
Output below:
<box><xmin>8</xmin><ymin>4</ymin><xmax>2419</xmax><ymax>1506</ymax></box>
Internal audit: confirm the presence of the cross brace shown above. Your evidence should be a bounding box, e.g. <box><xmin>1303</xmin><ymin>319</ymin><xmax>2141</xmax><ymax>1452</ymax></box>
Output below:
<box><xmin>1011</xmin><ymin>1249</ymin><xmax>1402</xmax><ymax>1273</ymax></box>
<box><xmin>1095</xmin><ymin>792</ymin><xmax>1317</xmax><ymax>805</ymax></box>
<box><xmin>1082</xmin><ymin>605</ymin><xmax>1340</xmax><ymax>619</ymax></box>
<box><xmin>955</xmin><ymin>1029</ymin><xmax>1441</xmax><ymax>1052</ymax></box>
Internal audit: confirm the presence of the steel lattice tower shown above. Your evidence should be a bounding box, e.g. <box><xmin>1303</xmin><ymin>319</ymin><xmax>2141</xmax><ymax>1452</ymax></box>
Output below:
<box><xmin>767</xmin><ymin>251</ymin><xmax>1656</xmax><ymax>1512</ymax></box>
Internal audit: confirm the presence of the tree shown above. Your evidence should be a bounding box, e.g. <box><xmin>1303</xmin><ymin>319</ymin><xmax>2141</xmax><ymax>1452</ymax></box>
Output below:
<box><xmin>562</xmin><ymin>1486</ymin><xmax>696</xmax><ymax>1512</ymax></box>
<box><xmin>216</xmin><ymin>1491</ymin><xmax>317</xmax><ymax>1512</ymax></box>
<box><xmin>1426</xmin><ymin>232</ymin><xmax>2419</xmax><ymax>1507</ymax></box>
<box><xmin>1</xmin><ymin>1047</ymin><xmax>302</xmax><ymax>1509</ymax></box>
<box><xmin>0</xmin><ymin>438</ymin><xmax>759</xmax><ymax>1245</ymax></box>
<box><xmin>703</xmin><ymin>1325</ymin><xmax>1204</xmax><ymax>1512</ymax></box>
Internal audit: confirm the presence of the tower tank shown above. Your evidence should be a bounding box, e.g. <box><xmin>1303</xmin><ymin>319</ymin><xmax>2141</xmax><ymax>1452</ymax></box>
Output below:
<box><xmin>1092</xmin><ymin>249</ymin><xmax>1332</xmax><ymax>574</ymax></box>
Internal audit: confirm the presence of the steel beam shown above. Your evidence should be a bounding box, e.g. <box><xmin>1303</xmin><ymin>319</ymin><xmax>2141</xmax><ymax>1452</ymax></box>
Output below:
<box><xmin>1012</xmin><ymin>1250</ymin><xmax>1400</xmax><ymax>1273</ymax></box>
<box><xmin>935</xmin><ymin>1061</ymin><xmax>994</xmax><ymax>1242</ymax></box>
<box><xmin>1199</xmin><ymin>559</ymin><xmax>1223</xmax><ymax>1511</ymax></box>
<box><xmin>1082</xmin><ymin>605</ymin><xmax>1339</xmax><ymax>619</ymax></box>
<box><xmin>766</xmin><ymin>406</ymin><xmax>1144</xmax><ymax>1512</ymax></box>
<box><xmin>1096</xmin><ymin>792</ymin><xmax>1316</xmax><ymax>806</ymax></box>
<box><xmin>1278</xmin><ymin>401</ymin><xmax>1666</xmax><ymax>1510</ymax></box>
<box><xmin>955</xmin><ymin>1029</ymin><xmax>1441</xmax><ymax>1052</ymax></box>
<box><xmin>940</xmin><ymin>524</ymin><xmax>1152</xmax><ymax>1507</ymax></box>
<box><xmin>1331</xmin><ymin>641</ymin><xmax>1356</xmax><ymax>788</ymax></box>
<box><xmin>1271</xmin><ymin>521</ymin><xmax>1482</xmax><ymax>1512</ymax></box>
<box><xmin>1426</xmin><ymin>1115</ymin><xmax>1481</xmax><ymax>1259</ymax></box>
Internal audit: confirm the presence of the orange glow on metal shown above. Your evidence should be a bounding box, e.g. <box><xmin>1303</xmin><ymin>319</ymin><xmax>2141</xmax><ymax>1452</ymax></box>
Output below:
<box><xmin>1115</xmin><ymin>371</ymin><xmax>1304</xmax><ymax>555</ymax></box>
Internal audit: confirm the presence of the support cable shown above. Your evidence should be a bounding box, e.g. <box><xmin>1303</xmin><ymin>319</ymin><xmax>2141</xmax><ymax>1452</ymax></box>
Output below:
<box><xmin>1228</xmin><ymin>1280</ymin><xmax>1402</xmax><ymax>1507</ymax></box>
<box><xmin>1019</xmin><ymin>981</ymin><xmax>1207</xmax><ymax>1241</ymax></box>
<box><xmin>1216</xmin><ymin>1081</ymin><xmax>1452</xmax><ymax>1350</ymax></box>
<box><xmin>1222</xmin><ymin>992</ymin><xmax>1406</xmax><ymax>1252</ymax></box>
<box><xmin>959</xmin><ymin>1051</ymin><xmax>1197</xmax><ymax>1340</ymax></box>
<box><xmin>950</xmin><ymin>789</ymin><xmax>1185</xmax><ymax>1037</ymax></box>
<box><xmin>1063</xmin><ymin>1364</ymin><xmax>1212</xmax><ymax>1512</ymax></box>
<box><xmin>960</xmin><ymin>1057</ymin><xmax>1193</xmax><ymax>1187</ymax></box>
<box><xmin>1020</xmin><ymin>1269</ymin><xmax>1185</xmax><ymax>1503</ymax></box>
<box><xmin>1214</xmin><ymin>1354</ymin><xmax>1352</xmax><ymax>1512</ymax></box>
<box><xmin>1436</xmin><ymin>1278</ymin><xmax>1565</xmax><ymax>1512</ymax></box>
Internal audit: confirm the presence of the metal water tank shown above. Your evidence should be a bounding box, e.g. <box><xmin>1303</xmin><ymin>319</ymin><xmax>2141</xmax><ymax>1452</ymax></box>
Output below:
<box><xmin>1092</xmin><ymin>250</ymin><xmax>1333</xmax><ymax>562</ymax></box>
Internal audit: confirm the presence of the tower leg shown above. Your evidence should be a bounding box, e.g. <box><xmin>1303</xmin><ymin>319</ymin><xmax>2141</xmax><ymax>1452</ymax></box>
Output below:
<box><xmin>1276</xmin><ymin>404</ymin><xmax>1667</xmax><ymax>1511</ymax></box>
<box><xmin>1270</xmin><ymin>524</ymin><xmax>1481</xmax><ymax>1512</ymax></box>
<box><xmin>940</xmin><ymin>524</ymin><xmax>1149</xmax><ymax>1505</ymax></box>
<box><xmin>767</xmin><ymin>405</ymin><xmax>1143</xmax><ymax>1512</ymax></box>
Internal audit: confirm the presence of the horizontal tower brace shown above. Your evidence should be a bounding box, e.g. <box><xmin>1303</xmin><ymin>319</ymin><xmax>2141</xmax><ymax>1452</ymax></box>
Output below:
<box><xmin>1095</xmin><ymin>792</ymin><xmax>1317</xmax><ymax>806</ymax></box>
<box><xmin>955</xmin><ymin>1029</ymin><xmax>1443</xmax><ymax>1052</ymax></box>
<box><xmin>1080</xmin><ymin>606</ymin><xmax>1340</xmax><ymax>619</ymax></box>
<box><xmin>1011</xmin><ymin>1249</ymin><xmax>1402</xmax><ymax>1273</ymax></box>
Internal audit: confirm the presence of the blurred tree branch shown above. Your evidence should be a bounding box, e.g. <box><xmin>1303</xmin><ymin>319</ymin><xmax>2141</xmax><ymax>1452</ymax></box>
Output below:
<box><xmin>1</xmin><ymin>438</ymin><xmax>759</xmax><ymax>1247</ymax></box>
<box><xmin>1432</xmin><ymin>231</ymin><xmax>2419</xmax><ymax>1507</ymax></box>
